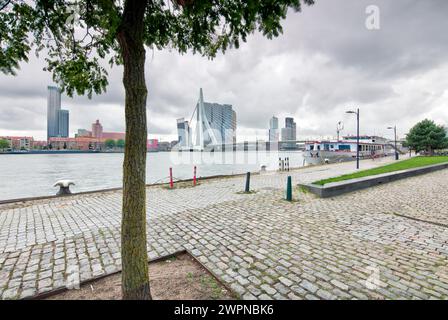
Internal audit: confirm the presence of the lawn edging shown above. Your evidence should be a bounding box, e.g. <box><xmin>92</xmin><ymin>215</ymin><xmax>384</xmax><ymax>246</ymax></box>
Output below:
<box><xmin>299</xmin><ymin>162</ymin><xmax>448</xmax><ymax>198</ymax></box>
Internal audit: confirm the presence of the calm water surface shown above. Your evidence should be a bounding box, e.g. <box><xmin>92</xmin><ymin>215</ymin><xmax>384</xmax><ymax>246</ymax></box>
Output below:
<box><xmin>0</xmin><ymin>151</ymin><xmax>304</xmax><ymax>201</ymax></box>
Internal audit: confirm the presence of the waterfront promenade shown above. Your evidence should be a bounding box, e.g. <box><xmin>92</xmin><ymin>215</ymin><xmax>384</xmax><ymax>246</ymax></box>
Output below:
<box><xmin>1</xmin><ymin>156</ymin><xmax>448</xmax><ymax>300</ymax></box>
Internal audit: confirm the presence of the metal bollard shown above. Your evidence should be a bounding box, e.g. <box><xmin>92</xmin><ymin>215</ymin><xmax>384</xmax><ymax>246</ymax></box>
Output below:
<box><xmin>245</xmin><ymin>172</ymin><xmax>251</xmax><ymax>193</ymax></box>
<box><xmin>193</xmin><ymin>166</ymin><xmax>197</xmax><ymax>186</ymax></box>
<box><xmin>286</xmin><ymin>176</ymin><xmax>292</xmax><ymax>201</ymax></box>
<box><xmin>53</xmin><ymin>180</ymin><xmax>75</xmax><ymax>196</ymax></box>
<box><xmin>169</xmin><ymin>167</ymin><xmax>174</xmax><ymax>189</ymax></box>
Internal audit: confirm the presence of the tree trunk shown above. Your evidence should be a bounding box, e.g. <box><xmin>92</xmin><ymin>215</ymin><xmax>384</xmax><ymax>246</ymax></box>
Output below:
<box><xmin>117</xmin><ymin>0</ymin><xmax>151</xmax><ymax>300</ymax></box>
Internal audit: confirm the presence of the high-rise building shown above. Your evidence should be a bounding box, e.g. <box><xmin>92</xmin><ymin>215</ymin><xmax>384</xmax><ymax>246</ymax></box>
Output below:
<box><xmin>269</xmin><ymin>116</ymin><xmax>279</xmax><ymax>142</ymax></box>
<box><xmin>47</xmin><ymin>86</ymin><xmax>61</xmax><ymax>140</ymax></box>
<box><xmin>281</xmin><ymin>117</ymin><xmax>297</xmax><ymax>141</ymax></box>
<box><xmin>199</xmin><ymin>102</ymin><xmax>236</xmax><ymax>146</ymax></box>
<box><xmin>92</xmin><ymin>119</ymin><xmax>103</xmax><ymax>138</ymax></box>
<box><xmin>281</xmin><ymin>117</ymin><xmax>297</xmax><ymax>149</ymax></box>
<box><xmin>47</xmin><ymin>86</ymin><xmax>70</xmax><ymax>140</ymax></box>
<box><xmin>57</xmin><ymin>110</ymin><xmax>69</xmax><ymax>137</ymax></box>
<box><xmin>177</xmin><ymin>118</ymin><xmax>191</xmax><ymax>148</ymax></box>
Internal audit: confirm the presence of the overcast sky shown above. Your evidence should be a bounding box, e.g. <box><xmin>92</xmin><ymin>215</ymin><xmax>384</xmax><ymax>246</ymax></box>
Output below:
<box><xmin>1</xmin><ymin>0</ymin><xmax>447</xmax><ymax>142</ymax></box>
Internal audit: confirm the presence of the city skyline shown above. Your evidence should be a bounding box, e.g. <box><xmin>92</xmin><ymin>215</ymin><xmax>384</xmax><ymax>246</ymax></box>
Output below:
<box><xmin>1</xmin><ymin>0</ymin><xmax>448</xmax><ymax>142</ymax></box>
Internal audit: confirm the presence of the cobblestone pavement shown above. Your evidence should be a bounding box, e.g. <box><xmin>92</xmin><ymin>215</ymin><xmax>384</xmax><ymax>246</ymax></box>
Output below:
<box><xmin>1</xmin><ymin>156</ymin><xmax>448</xmax><ymax>300</ymax></box>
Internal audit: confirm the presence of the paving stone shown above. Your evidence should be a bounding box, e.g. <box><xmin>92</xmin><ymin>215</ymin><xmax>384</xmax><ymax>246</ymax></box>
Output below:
<box><xmin>260</xmin><ymin>284</ymin><xmax>277</xmax><ymax>296</ymax></box>
<box><xmin>2</xmin><ymin>288</ymin><xmax>19</xmax><ymax>300</ymax></box>
<box><xmin>279</xmin><ymin>276</ymin><xmax>293</xmax><ymax>287</ymax></box>
<box><xmin>300</xmin><ymin>280</ymin><xmax>319</xmax><ymax>294</ymax></box>
<box><xmin>1</xmin><ymin>157</ymin><xmax>448</xmax><ymax>301</ymax></box>
<box><xmin>330</xmin><ymin>279</ymin><xmax>349</xmax><ymax>291</ymax></box>
<box><xmin>20</xmin><ymin>288</ymin><xmax>37</xmax><ymax>299</ymax></box>
<box><xmin>229</xmin><ymin>283</ymin><xmax>246</xmax><ymax>297</ymax></box>
<box><xmin>316</xmin><ymin>289</ymin><xmax>336</xmax><ymax>300</ymax></box>
<box><xmin>242</xmin><ymin>293</ymin><xmax>258</xmax><ymax>300</ymax></box>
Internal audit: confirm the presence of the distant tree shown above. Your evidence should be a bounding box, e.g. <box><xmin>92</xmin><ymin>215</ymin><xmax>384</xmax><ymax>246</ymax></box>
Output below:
<box><xmin>406</xmin><ymin>119</ymin><xmax>448</xmax><ymax>155</ymax></box>
<box><xmin>117</xmin><ymin>139</ymin><xmax>125</xmax><ymax>149</ymax></box>
<box><xmin>0</xmin><ymin>139</ymin><xmax>10</xmax><ymax>151</ymax></box>
<box><xmin>105</xmin><ymin>139</ymin><xmax>116</xmax><ymax>149</ymax></box>
<box><xmin>1</xmin><ymin>0</ymin><xmax>315</xmax><ymax>299</ymax></box>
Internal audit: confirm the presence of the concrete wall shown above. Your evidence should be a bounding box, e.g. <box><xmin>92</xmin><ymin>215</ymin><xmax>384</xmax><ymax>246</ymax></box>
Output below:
<box><xmin>299</xmin><ymin>162</ymin><xmax>448</xmax><ymax>198</ymax></box>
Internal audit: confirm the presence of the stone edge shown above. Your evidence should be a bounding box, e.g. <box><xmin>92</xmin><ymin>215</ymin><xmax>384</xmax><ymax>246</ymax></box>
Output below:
<box><xmin>299</xmin><ymin>162</ymin><xmax>448</xmax><ymax>198</ymax></box>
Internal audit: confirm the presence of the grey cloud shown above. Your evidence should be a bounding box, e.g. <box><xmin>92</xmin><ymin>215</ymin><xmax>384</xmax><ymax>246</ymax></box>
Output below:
<box><xmin>1</xmin><ymin>0</ymin><xmax>448</xmax><ymax>141</ymax></box>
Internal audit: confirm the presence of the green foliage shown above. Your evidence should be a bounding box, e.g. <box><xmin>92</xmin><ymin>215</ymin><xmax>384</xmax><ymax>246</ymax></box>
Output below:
<box><xmin>406</xmin><ymin>119</ymin><xmax>448</xmax><ymax>153</ymax></box>
<box><xmin>116</xmin><ymin>139</ymin><xmax>125</xmax><ymax>148</ymax></box>
<box><xmin>105</xmin><ymin>138</ymin><xmax>116</xmax><ymax>148</ymax></box>
<box><xmin>313</xmin><ymin>156</ymin><xmax>448</xmax><ymax>185</ymax></box>
<box><xmin>0</xmin><ymin>138</ymin><xmax>10</xmax><ymax>150</ymax></box>
<box><xmin>1</xmin><ymin>0</ymin><xmax>315</xmax><ymax>97</ymax></box>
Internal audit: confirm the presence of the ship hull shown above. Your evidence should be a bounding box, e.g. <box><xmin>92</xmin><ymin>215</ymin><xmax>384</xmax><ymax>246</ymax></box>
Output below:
<box><xmin>304</xmin><ymin>150</ymin><xmax>385</xmax><ymax>165</ymax></box>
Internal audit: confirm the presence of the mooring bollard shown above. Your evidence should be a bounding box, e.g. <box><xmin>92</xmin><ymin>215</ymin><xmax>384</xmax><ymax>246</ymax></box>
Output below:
<box><xmin>245</xmin><ymin>172</ymin><xmax>251</xmax><ymax>193</ymax></box>
<box><xmin>286</xmin><ymin>176</ymin><xmax>292</xmax><ymax>201</ymax></box>
<box><xmin>193</xmin><ymin>166</ymin><xmax>197</xmax><ymax>186</ymax></box>
<box><xmin>53</xmin><ymin>180</ymin><xmax>75</xmax><ymax>196</ymax></box>
<box><xmin>169</xmin><ymin>167</ymin><xmax>174</xmax><ymax>189</ymax></box>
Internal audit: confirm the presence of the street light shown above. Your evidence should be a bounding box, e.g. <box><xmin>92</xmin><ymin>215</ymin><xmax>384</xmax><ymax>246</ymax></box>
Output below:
<box><xmin>387</xmin><ymin>125</ymin><xmax>399</xmax><ymax>160</ymax></box>
<box><xmin>346</xmin><ymin>108</ymin><xmax>360</xmax><ymax>169</ymax></box>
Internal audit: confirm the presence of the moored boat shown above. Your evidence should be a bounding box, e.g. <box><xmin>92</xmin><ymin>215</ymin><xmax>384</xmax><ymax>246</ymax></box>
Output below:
<box><xmin>304</xmin><ymin>136</ymin><xmax>387</xmax><ymax>165</ymax></box>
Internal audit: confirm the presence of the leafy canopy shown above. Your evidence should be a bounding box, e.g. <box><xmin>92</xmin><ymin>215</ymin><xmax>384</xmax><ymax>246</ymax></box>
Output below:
<box><xmin>116</xmin><ymin>139</ymin><xmax>125</xmax><ymax>148</ymax></box>
<box><xmin>105</xmin><ymin>138</ymin><xmax>116</xmax><ymax>148</ymax></box>
<box><xmin>0</xmin><ymin>0</ymin><xmax>314</xmax><ymax>97</ymax></box>
<box><xmin>406</xmin><ymin>119</ymin><xmax>448</xmax><ymax>152</ymax></box>
<box><xmin>0</xmin><ymin>138</ymin><xmax>10</xmax><ymax>149</ymax></box>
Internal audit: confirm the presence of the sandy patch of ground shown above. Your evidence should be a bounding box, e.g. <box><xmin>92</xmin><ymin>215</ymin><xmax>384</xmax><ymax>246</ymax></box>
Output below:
<box><xmin>46</xmin><ymin>253</ymin><xmax>234</xmax><ymax>300</ymax></box>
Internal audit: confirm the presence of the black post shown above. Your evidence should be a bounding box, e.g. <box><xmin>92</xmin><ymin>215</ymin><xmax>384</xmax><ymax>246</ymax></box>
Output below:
<box><xmin>245</xmin><ymin>172</ymin><xmax>250</xmax><ymax>193</ymax></box>
<box><xmin>394</xmin><ymin>126</ymin><xmax>399</xmax><ymax>160</ymax></box>
<box><xmin>356</xmin><ymin>108</ymin><xmax>360</xmax><ymax>169</ymax></box>
<box><xmin>286</xmin><ymin>176</ymin><xmax>292</xmax><ymax>201</ymax></box>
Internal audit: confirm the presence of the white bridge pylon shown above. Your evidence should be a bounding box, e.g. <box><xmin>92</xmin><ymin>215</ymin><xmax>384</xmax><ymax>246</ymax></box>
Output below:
<box><xmin>188</xmin><ymin>88</ymin><xmax>219</xmax><ymax>150</ymax></box>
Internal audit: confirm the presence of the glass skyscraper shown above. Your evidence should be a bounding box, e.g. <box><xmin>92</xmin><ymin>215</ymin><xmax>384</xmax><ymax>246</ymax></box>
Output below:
<box><xmin>176</xmin><ymin>117</ymin><xmax>191</xmax><ymax>148</ymax></box>
<box><xmin>281</xmin><ymin>117</ymin><xmax>297</xmax><ymax>149</ymax></box>
<box><xmin>47</xmin><ymin>86</ymin><xmax>69</xmax><ymax>140</ymax></box>
<box><xmin>269</xmin><ymin>116</ymin><xmax>279</xmax><ymax>142</ymax></box>
<box><xmin>57</xmin><ymin>110</ymin><xmax>69</xmax><ymax>138</ymax></box>
<box><xmin>199</xmin><ymin>102</ymin><xmax>236</xmax><ymax>146</ymax></box>
<box><xmin>47</xmin><ymin>86</ymin><xmax>61</xmax><ymax>140</ymax></box>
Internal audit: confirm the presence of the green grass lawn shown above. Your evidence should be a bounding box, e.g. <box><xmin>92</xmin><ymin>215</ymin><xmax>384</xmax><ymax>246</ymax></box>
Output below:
<box><xmin>312</xmin><ymin>156</ymin><xmax>448</xmax><ymax>186</ymax></box>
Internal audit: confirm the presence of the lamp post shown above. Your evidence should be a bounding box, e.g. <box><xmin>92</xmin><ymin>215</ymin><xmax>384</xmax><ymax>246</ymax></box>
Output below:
<box><xmin>336</xmin><ymin>121</ymin><xmax>344</xmax><ymax>141</ymax></box>
<box><xmin>346</xmin><ymin>109</ymin><xmax>360</xmax><ymax>169</ymax></box>
<box><xmin>387</xmin><ymin>125</ymin><xmax>399</xmax><ymax>160</ymax></box>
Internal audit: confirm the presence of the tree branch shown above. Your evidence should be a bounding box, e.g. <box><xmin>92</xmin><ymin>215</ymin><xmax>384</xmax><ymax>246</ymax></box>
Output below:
<box><xmin>0</xmin><ymin>0</ymin><xmax>12</xmax><ymax>12</ymax></box>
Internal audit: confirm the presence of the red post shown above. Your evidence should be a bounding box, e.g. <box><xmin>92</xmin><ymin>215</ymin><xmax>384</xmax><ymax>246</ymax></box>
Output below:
<box><xmin>193</xmin><ymin>166</ymin><xmax>197</xmax><ymax>186</ymax></box>
<box><xmin>169</xmin><ymin>167</ymin><xmax>173</xmax><ymax>189</ymax></box>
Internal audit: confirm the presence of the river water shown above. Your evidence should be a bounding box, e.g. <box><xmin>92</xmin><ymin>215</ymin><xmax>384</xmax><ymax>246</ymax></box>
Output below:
<box><xmin>0</xmin><ymin>151</ymin><xmax>305</xmax><ymax>201</ymax></box>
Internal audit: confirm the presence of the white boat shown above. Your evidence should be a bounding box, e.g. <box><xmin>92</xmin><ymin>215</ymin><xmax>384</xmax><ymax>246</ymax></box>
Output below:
<box><xmin>304</xmin><ymin>137</ymin><xmax>387</xmax><ymax>165</ymax></box>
